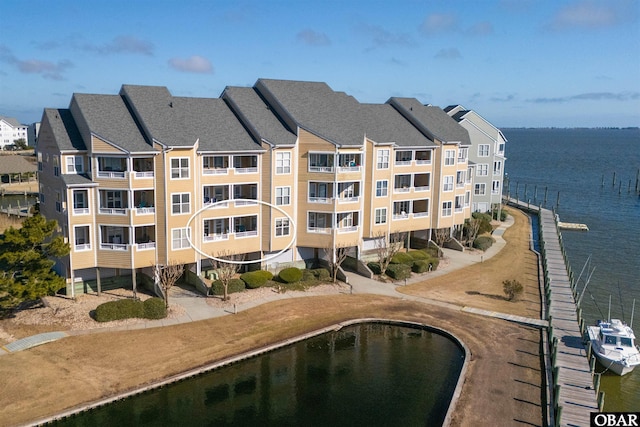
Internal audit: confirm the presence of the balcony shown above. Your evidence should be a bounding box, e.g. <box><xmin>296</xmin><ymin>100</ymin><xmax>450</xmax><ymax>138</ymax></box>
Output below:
<box><xmin>204</xmin><ymin>218</ymin><xmax>230</xmax><ymax>242</ymax></box>
<box><xmin>414</xmin><ymin>173</ymin><xmax>431</xmax><ymax>192</ymax></box>
<box><xmin>233</xmin><ymin>215</ymin><xmax>258</xmax><ymax>238</ymax></box>
<box><xmin>99</xmin><ymin>226</ymin><xmax>129</xmax><ymax>251</ymax></box>
<box><xmin>394</xmin><ymin>175</ymin><xmax>412</xmax><ymax>193</ymax></box>
<box><xmin>72</xmin><ymin>190</ymin><xmax>89</xmax><ymax>215</ymax></box>
<box><xmin>134</xmin><ymin>190</ymin><xmax>155</xmax><ymax>215</ymax></box>
<box><xmin>412</xmin><ymin>199</ymin><xmax>429</xmax><ymax>218</ymax></box>
<box><xmin>204</xmin><ymin>185</ymin><xmax>230</xmax><ymax>208</ymax></box>
<box><xmin>203</xmin><ymin>155</ymin><xmax>229</xmax><ymax>175</ymax></box>
<box><xmin>133</xmin><ymin>158</ymin><xmax>154</xmax><ymax>179</ymax></box>
<box><xmin>308</xmin><ymin>212</ymin><xmax>332</xmax><ymax>233</ymax></box>
<box><xmin>336</xmin><ymin>212</ymin><xmax>359</xmax><ymax>233</ymax></box>
<box><xmin>233</xmin><ymin>184</ymin><xmax>258</xmax><ymax>206</ymax></box>
<box><xmin>337</xmin><ymin>153</ymin><xmax>362</xmax><ymax>173</ymax></box>
<box><xmin>233</xmin><ymin>155</ymin><xmax>258</xmax><ymax>174</ymax></box>
<box><xmin>99</xmin><ymin>190</ymin><xmax>128</xmax><ymax>215</ymax></box>
<box><xmin>415</xmin><ymin>150</ymin><xmax>432</xmax><ymax>165</ymax></box>
<box><xmin>309</xmin><ymin>153</ymin><xmax>334</xmax><ymax>173</ymax></box>
<box><xmin>97</xmin><ymin>157</ymin><xmax>127</xmax><ymax>179</ymax></box>
<box><xmin>337</xmin><ymin>182</ymin><xmax>360</xmax><ymax>203</ymax></box>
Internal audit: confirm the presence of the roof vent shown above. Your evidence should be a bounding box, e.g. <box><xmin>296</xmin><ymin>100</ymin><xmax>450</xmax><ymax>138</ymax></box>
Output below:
<box><xmin>169</xmin><ymin>102</ymin><xmax>173</xmax><ymax>108</ymax></box>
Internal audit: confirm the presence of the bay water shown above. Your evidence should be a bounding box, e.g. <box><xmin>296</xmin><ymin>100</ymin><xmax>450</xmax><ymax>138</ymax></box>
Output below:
<box><xmin>503</xmin><ymin>127</ymin><xmax>640</xmax><ymax>412</ymax></box>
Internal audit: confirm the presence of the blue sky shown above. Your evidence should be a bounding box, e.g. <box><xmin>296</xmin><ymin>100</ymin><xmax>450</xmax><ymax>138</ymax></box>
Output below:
<box><xmin>1</xmin><ymin>0</ymin><xmax>638</xmax><ymax>128</ymax></box>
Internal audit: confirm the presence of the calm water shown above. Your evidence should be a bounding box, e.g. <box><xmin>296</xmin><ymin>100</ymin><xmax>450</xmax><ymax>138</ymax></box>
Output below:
<box><xmin>54</xmin><ymin>323</ymin><xmax>464</xmax><ymax>426</ymax></box>
<box><xmin>504</xmin><ymin>127</ymin><xmax>640</xmax><ymax>412</ymax></box>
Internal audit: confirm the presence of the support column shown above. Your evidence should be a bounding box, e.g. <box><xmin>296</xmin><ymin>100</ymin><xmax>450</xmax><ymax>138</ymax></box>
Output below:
<box><xmin>132</xmin><ymin>268</ymin><xmax>137</xmax><ymax>299</ymax></box>
<box><xmin>96</xmin><ymin>267</ymin><xmax>102</xmax><ymax>296</ymax></box>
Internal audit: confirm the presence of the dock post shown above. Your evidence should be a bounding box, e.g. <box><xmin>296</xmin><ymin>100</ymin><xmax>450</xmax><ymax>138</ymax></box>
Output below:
<box><xmin>594</xmin><ymin>372</ymin><xmax>601</xmax><ymax>394</ymax></box>
<box><xmin>555</xmin><ymin>406</ymin><xmax>562</xmax><ymax>427</ymax></box>
<box><xmin>590</xmin><ymin>354</ymin><xmax>596</xmax><ymax>375</ymax></box>
<box><xmin>597</xmin><ymin>391</ymin><xmax>605</xmax><ymax>412</ymax></box>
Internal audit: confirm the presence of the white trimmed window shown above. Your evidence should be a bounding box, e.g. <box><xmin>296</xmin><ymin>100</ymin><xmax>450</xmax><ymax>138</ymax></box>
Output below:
<box><xmin>465</xmin><ymin>191</ymin><xmax>470</xmax><ymax>207</ymax></box>
<box><xmin>492</xmin><ymin>180</ymin><xmax>501</xmax><ymax>194</ymax></box>
<box><xmin>276</xmin><ymin>152</ymin><xmax>291</xmax><ymax>174</ymax></box>
<box><xmin>442</xmin><ymin>201</ymin><xmax>452</xmax><ymax>217</ymax></box>
<box><xmin>170</xmin><ymin>158</ymin><xmax>189</xmax><ymax>179</ymax></box>
<box><xmin>478</xmin><ymin>144</ymin><xmax>489</xmax><ymax>157</ymax></box>
<box><xmin>477</xmin><ymin>164</ymin><xmax>489</xmax><ymax>176</ymax></box>
<box><xmin>275</xmin><ymin>187</ymin><xmax>291</xmax><ymax>205</ymax></box>
<box><xmin>53</xmin><ymin>155</ymin><xmax>60</xmax><ymax>176</ymax></box>
<box><xmin>275</xmin><ymin>218</ymin><xmax>290</xmax><ymax>236</ymax></box>
<box><xmin>171</xmin><ymin>227</ymin><xmax>191</xmax><ymax>250</ymax></box>
<box><xmin>493</xmin><ymin>160</ymin><xmax>502</xmax><ymax>175</ymax></box>
<box><xmin>475</xmin><ymin>183</ymin><xmax>486</xmax><ymax>195</ymax></box>
<box><xmin>377</xmin><ymin>149</ymin><xmax>389</xmax><ymax>169</ymax></box>
<box><xmin>444</xmin><ymin>150</ymin><xmax>455</xmax><ymax>166</ymax></box>
<box><xmin>171</xmin><ymin>193</ymin><xmax>190</xmax><ymax>214</ymax></box>
<box><xmin>74</xmin><ymin>225</ymin><xmax>91</xmax><ymax>251</ymax></box>
<box><xmin>455</xmin><ymin>195</ymin><xmax>464</xmax><ymax>212</ymax></box>
<box><xmin>66</xmin><ymin>156</ymin><xmax>84</xmax><ymax>173</ymax></box>
<box><xmin>375</xmin><ymin>180</ymin><xmax>388</xmax><ymax>197</ymax></box>
<box><xmin>443</xmin><ymin>176</ymin><xmax>454</xmax><ymax>192</ymax></box>
<box><xmin>374</xmin><ymin>208</ymin><xmax>387</xmax><ymax>225</ymax></box>
<box><xmin>457</xmin><ymin>148</ymin><xmax>468</xmax><ymax>163</ymax></box>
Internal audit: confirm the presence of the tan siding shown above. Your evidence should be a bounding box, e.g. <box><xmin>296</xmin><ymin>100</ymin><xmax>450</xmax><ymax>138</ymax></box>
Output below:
<box><xmin>96</xmin><ymin>248</ymin><xmax>132</xmax><ymax>269</ymax></box>
<box><xmin>91</xmin><ymin>136</ymin><xmax>126</xmax><ymax>153</ymax></box>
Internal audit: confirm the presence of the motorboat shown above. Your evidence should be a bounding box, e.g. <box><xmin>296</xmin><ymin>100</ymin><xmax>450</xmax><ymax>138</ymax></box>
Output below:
<box><xmin>587</xmin><ymin>318</ymin><xmax>640</xmax><ymax>376</ymax></box>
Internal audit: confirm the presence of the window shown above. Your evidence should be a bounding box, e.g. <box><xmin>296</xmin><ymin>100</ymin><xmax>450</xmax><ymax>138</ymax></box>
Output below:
<box><xmin>444</xmin><ymin>150</ymin><xmax>455</xmax><ymax>166</ymax></box>
<box><xmin>442</xmin><ymin>201</ymin><xmax>452</xmax><ymax>216</ymax></box>
<box><xmin>457</xmin><ymin>148</ymin><xmax>468</xmax><ymax>163</ymax></box>
<box><xmin>66</xmin><ymin>156</ymin><xmax>84</xmax><ymax>173</ymax></box>
<box><xmin>276</xmin><ymin>152</ymin><xmax>291</xmax><ymax>174</ymax></box>
<box><xmin>53</xmin><ymin>156</ymin><xmax>60</xmax><ymax>176</ymax></box>
<box><xmin>172</xmin><ymin>228</ymin><xmax>191</xmax><ymax>250</ymax></box>
<box><xmin>478</xmin><ymin>144</ymin><xmax>490</xmax><ymax>157</ymax></box>
<box><xmin>375</xmin><ymin>180</ymin><xmax>388</xmax><ymax>197</ymax></box>
<box><xmin>475</xmin><ymin>183</ymin><xmax>486</xmax><ymax>195</ymax></box>
<box><xmin>465</xmin><ymin>191</ymin><xmax>470</xmax><ymax>207</ymax></box>
<box><xmin>74</xmin><ymin>226</ymin><xmax>90</xmax><ymax>251</ymax></box>
<box><xmin>375</xmin><ymin>208</ymin><xmax>387</xmax><ymax>224</ymax></box>
<box><xmin>37</xmin><ymin>152</ymin><xmax>43</xmax><ymax>171</ymax></box>
<box><xmin>493</xmin><ymin>160</ymin><xmax>502</xmax><ymax>175</ymax></box>
<box><xmin>456</xmin><ymin>171</ymin><xmax>465</xmax><ymax>186</ymax></box>
<box><xmin>171</xmin><ymin>158</ymin><xmax>189</xmax><ymax>179</ymax></box>
<box><xmin>275</xmin><ymin>218</ymin><xmax>290</xmax><ymax>236</ymax></box>
<box><xmin>492</xmin><ymin>180</ymin><xmax>501</xmax><ymax>194</ymax></box>
<box><xmin>309</xmin><ymin>182</ymin><xmax>330</xmax><ymax>201</ymax></box>
<box><xmin>377</xmin><ymin>149</ymin><xmax>389</xmax><ymax>169</ymax></box>
<box><xmin>55</xmin><ymin>191</ymin><xmax>62</xmax><ymax>212</ymax></box>
<box><xmin>455</xmin><ymin>195</ymin><xmax>464</xmax><ymax>212</ymax></box>
<box><xmin>275</xmin><ymin>187</ymin><xmax>291</xmax><ymax>205</ymax></box>
<box><xmin>73</xmin><ymin>190</ymin><xmax>89</xmax><ymax>214</ymax></box>
<box><xmin>393</xmin><ymin>201</ymin><xmax>410</xmax><ymax>218</ymax></box>
<box><xmin>171</xmin><ymin>193</ymin><xmax>190</xmax><ymax>214</ymax></box>
<box><xmin>443</xmin><ymin>176</ymin><xmax>454</xmax><ymax>192</ymax></box>
<box><xmin>477</xmin><ymin>164</ymin><xmax>489</xmax><ymax>176</ymax></box>
<box><xmin>309</xmin><ymin>153</ymin><xmax>334</xmax><ymax>172</ymax></box>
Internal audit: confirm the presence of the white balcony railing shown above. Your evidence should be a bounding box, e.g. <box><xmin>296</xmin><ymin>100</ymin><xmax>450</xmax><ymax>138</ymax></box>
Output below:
<box><xmin>338</xmin><ymin>196</ymin><xmax>359</xmax><ymax>203</ymax></box>
<box><xmin>99</xmin><ymin>208</ymin><xmax>127</xmax><ymax>215</ymax></box>
<box><xmin>135</xmin><ymin>207</ymin><xmax>155</xmax><ymax>215</ymax></box>
<box><xmin>394</xmin><ymin>161</ymin><xmax>411</xmax><ymax>166</ymax></box>
<box><xmin>309</xmin><ymin>166</ymin><xmax>334</xmax><ymax>173</ymax></box>
<box><xmin>234</xmin><ymin>167</ymin><xmax>258</xmax><ymax>174</ymax></box>
<box><xmin>337</xmin><ymin>166</ymin><xmax>361</xmax><ymax>173</ymax></box>
<box><xmin>415</xmin><ymin>159</ymin><xmax>431</xmax><ymax>165</ymax></box>
<box><xmin>73</xmin><ymin>207</ymin><xmax>90</xmax><ymax>215</ymax></box>
<box><xmin>234</xmin><ymin>199</ymin><xmax>258</xmax><ymax>206</ymax></box>
<box><xmin>203</xmin><ymin>168</ymin><xmax>228</xmax><ymax>175</ymax></box>
<box><xmin>308</xmin><ymin>227</ymin><xmax>331</xmax><ymax>234</ymax></box>
<box><xmin>204</xmin><ymin>199</ymin><xmax>229</xmax><ymax>208</ymax></box>
<box><xmin>204</xmin><ymin>234</ymin><xmax>229</xmax><ymax>242</ymax></box>
<box><xmin>100</xmin><ymin>243</ymin><xmax>128</xmax><ymax>251</ymax></box>
<box><xmin>134</xmin><ymin>171</ymin><xmax>154</xmax><ymax>178</ymax></box>
<box><xmin>414</xmin><ymin>186</ymin><xmax>430</xmax><ymax>192</ymax></box>
<box><xmin>136</xmin><ymin>242</ymin><xmax>156</xmax><ymax>250</ymax></box>
<box><xmin>74</xmin><ymin>244</ymin><xmax>91</xmax><ymax>251</ymax></box>
<box><xmin>309</xmin><ymin>197</ymin><xmax>332</xmax><ymax>204</ymax></box>
<box><xmin>394</xmin><ymin>187</ymin><xmax>411</xmax><ymax>193</ymax></box>
<box><xmin>337</xmin><ymin>226</ymin><xmax>358</xmax><ymax>233</ymax></box>
<box><xmin>393</xmin><ymin>213</ymin><xmax>409</xmax><ymax>220</ymax></box>
<box><xmin>235</xmin><ymin>230</ymin><xmax>258</xmax><ymax>238</ymax></box>
<box><xmin>97</xmin><ymin>171</ymin><xmax>126</xmax><ymax>179</ymax></box>
<box><xmin>413</xmin><ymin>212</ymin><xmax>429</xmax><ymax>218</ymax></box>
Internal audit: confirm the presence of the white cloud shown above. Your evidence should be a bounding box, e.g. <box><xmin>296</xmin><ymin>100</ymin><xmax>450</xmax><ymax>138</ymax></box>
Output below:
<box><xmin>434</xmin><ymin>48</ymin><xmax>461</xmax><ymax>60</ymax></box>
<box><xmin>82</xmin><ymin>35</ymin><xmax>154</xmax><ymax>55</ymax></box>
<box><xmin>419</xmin><ymin>13</ymin><xmax>457</xmax><ymax>35</ymax></box>
<box><xmin>168</xmin><ymin>55</ymin><xmax>214</xmax><ymax>74</ymax></box>
<box><xmin>0</xmin><ymin>44</ymin><xmax>72</xmax><ymax>80</ymax></box>
<box><xmin>467</xmin><ymin>21</ymin><xmax>494</xmax><ymax>36</ymax></box>
<box><xmin>297</xmin><ymin>29</ymin><xmax>331</xmax><ymax>46</ymax></box>
<box><xmin>547</xmin><ymin>0</ymin><xmax>636</xmax><ymax>31</ymax></box>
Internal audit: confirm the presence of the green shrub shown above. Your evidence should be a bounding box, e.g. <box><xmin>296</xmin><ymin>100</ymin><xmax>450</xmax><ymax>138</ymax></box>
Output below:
<box><xmin>385</xmin><ymin>264</ymin><xmax>411</xmax><ymax>280</ymax></box>
<box><xmin>472</xmin><ymin>212</ymin><xmax>493</xmax><ymax>235</ymax></box>
<box><xmin>412</xmin><ymin>260</ymin><xmax>430</xmax><ymax>273</ymax></box>
<box><xmin>210</xmin><ymin>279</ymin><xmax>246</xmax><ymax>296</ymax></box>
<box><xmin>367</xmin><ymin>262</ymin><xmax>382</xmax><ymax>274</ymax></box>
<box><xmin>240</xmin><ymin>270</ymin><xmax>274</xmax><ymax>289</ymax></box>
<box><xmin>143</xmin><ymin>297</ymin><xmax>167</xmax><ymax>319</ymax></box>
<box><xmin>422</xmin><ymin>246</ymin><xmax>440</xmax><ymax>258</ymax></box>
<box><xmin>302</xmin><ymin>269</ymin><xmax>315</xmax><ymax>281</ymax></box>
<box><xmin>408</xmin><ymin>250</ymin><xmax>429</xmax><ymax>260</ymax></box>
<box><xmin>473</xmin><ymin>236</ymin><xmax>495</xmax><ymax>251</ymax></box>
<box><xmin>389</xmin><ymin>252</ymin><xmax>413</xmax><ymax>266</ymax></box>
<box><xmin>311</xmin><ymin>268</ymin><xmax>330</xmax><ymax>281</ymax></box>
<box><xmin>428</xmin><ymin>257</ymin><xmax>439</xmax><ymax>271</ymax></box>
<box><xmin>493</xmin><ymin>209</ymin><xmax>508</xmax><ymax>221</ymax></box>
<box><xmin>94</xmin><ymin>299</ymin><xmax>144</xmax><ymax>322</ymax></box>
<box><xmin>278</xmin><ymin>267</ymin><xmax>303</xmax><ymax>283</ymax></box>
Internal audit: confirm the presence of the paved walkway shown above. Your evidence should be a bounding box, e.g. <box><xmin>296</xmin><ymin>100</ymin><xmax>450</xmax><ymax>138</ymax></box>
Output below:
<box><xmin>1</xmin><ymin>213</ymin><xmax>546</xmax><ymax>356</ymax></box>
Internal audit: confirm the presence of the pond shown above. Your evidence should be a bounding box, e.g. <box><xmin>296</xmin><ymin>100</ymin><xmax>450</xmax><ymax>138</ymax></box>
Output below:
<box><xmin>54</xmin><ymin>322</ymin><xmax>465</xmax><ymax>426</ymax></box>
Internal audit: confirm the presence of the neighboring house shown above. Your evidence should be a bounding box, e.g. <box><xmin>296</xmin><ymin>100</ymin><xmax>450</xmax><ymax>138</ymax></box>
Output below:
<box><xmin>445</xmin><ymin>105</ymin><xmax>507</xmax><ymax>214</ymax></box>
<box><xmin>28</xmin><ymin>122</ymin><xmax>40</xmax><ymax>148</ymax></box>
<box><xmin>37</xmin><ymin>79</ymin><xmax>476</xmax><ymax>296</ymax></box>
<box><xmin>0</xmin><ymin>116</ymin><xmax>29</xmax><ymax>149</ymax></box>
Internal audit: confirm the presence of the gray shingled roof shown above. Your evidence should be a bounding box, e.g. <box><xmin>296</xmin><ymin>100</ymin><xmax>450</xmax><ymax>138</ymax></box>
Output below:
<box><xmin>72</xmin><ymin>94</ymin><xmax>152</xmax><ymax>153</ymax></box>
<box><xmin>387</xmin><ymin>98</ymin><xmax>471</xmax><ymax>146</ymax></box>
<box><xmin>360</xmin><ymin>104</ymin><xmax>437</xmax><ymax>148</ymax></box>
<box><xmin>0</xmin><ymin>155</ymin><xmax>37</xmax><ymax>174</ymax></box>
<box><xmin>0</xmin><ymin>116</ymin><xmax>24</xmax><ymax>127</ymax></box>
<box><xmin>222</xmin><ymin>86</ymin><xmax>296</xmax><ymax>147</ymax></box>
<box><xmin>43</xmin><ymin>109</ymin><xmax>85</xmax><ymax>151</ymax></box>
<box><xmin>61</xmin><ymin>173</ymin><xmax>98</xmax><ymax>187</ymax></box>
<box><xmin>255</xmin><ymin>79</ymin><xmax>365</xmax><ymax>147</ymax></box>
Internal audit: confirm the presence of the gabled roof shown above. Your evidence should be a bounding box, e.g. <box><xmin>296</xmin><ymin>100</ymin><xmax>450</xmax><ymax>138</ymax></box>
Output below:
<box><xmin>0</xmin><ymin>116</ymin><xmax>24</xmax><ymax>128</ymax></box>
<box><xmin>360</xmin><ymin>104</ymin><xmax>437</xmax><ymax>148</ymax></box>
<box><xmin>222</xmin><ymin>86</ymin><xmax>297</xmax><ymax>147</ymax></box>
<box><xmin>43</xmin><ymin>108</ymin><xmax>85</xmax><ymax>151</ymax></box>
<box><xmin>255</xmin><ymin>79</ymin><xmax>365</xmax><ymax>147</ymax></box>
<box><xmin>71</xmin><ymin>94</ymin><xmax>151</xmax><ymax>153</ymax></box>
<box><xmin>387</xmin><ymin>98</ymin><xmax>471</xmax><ymax>146</ymax></box>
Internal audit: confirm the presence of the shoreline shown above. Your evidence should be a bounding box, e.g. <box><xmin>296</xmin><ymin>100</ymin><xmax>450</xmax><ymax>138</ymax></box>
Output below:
<box><xmin>0</xmin><ymin>207</ymin><xmax>545</xmax><ymax>426</ymax></box>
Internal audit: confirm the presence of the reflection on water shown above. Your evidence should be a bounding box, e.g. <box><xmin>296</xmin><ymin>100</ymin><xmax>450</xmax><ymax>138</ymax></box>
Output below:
<box><xmin>54</xmin><ymin>323</ymin><xmax>464</xmax><ymax>427</ymax></box>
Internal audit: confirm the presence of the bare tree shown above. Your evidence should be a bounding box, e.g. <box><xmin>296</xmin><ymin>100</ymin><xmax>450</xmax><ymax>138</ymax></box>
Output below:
<box><xmin>465</xmin><ymin>217</ymin><xmax>482</xmax><ymax>247</ymax></box>
<box><xmin>154</xmin><ymin>261</ymin><xmax>184</xmax><ymax>309</ymax></box>
<box><xmin>210</xmin><ymin>251</ymin><xmax>244</xmax><ymax>301</ymax></box>
<box><xmin>374</xmin><ymin>231</ymin><xmax>406</xmax><ymax>276</ymax></box>
<box><xmin>325</xmin><ymin>243</ymin><xmax>351</xmax><ymax>283</ymax></box>
<box><xmin>433</xmin><ymin>228</ymin><xmax>450</xmax><ymax>248</ymax></box>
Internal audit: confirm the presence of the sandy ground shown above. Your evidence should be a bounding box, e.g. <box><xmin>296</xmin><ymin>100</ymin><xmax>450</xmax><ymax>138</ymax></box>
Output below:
<box><xmin>0</xmin><ymin>207</ymin><xmax>545</xmax><ymax>427</ymax></box>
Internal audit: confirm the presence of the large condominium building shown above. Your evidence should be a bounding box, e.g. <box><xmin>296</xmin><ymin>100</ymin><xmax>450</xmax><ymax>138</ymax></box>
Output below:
<box><xmin>37</xmin><ymin>79</ymin><xmax>479</xmax><ymax>296</ymax></box>
<box><xmin>0</xmin><ymin>115</ymin><xmax>29</xmax><ymax>149</ymax></box>
<box><xmin>445</xmin><ymin>105</ymin><xmax>507</xmax><ymax>213</ymax></box>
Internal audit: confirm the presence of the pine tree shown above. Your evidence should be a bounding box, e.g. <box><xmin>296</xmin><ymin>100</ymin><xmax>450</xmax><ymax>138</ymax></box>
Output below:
<box><xmin>0</xmin><ymin>214</ymin><xmax>69</xmax><ymax>310</ymax></box>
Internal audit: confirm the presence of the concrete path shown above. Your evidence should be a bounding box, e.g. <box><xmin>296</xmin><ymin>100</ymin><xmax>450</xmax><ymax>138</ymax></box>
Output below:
<box><xmin>1</xmin><ymin>213</ymin><xmax>545</xmax><ymax>355</ymax></box>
